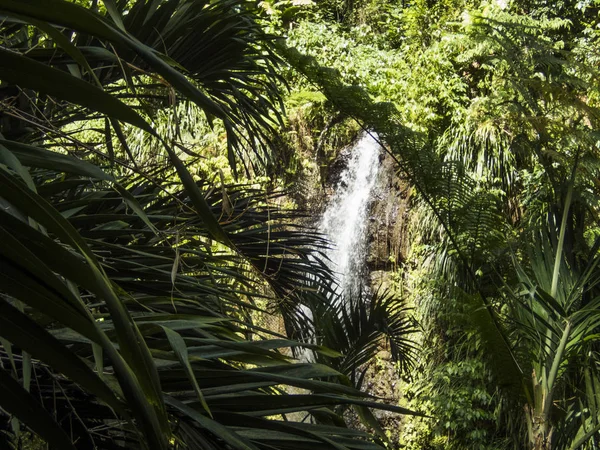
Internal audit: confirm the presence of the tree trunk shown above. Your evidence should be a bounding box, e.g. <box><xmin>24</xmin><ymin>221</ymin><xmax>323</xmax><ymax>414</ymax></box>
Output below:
<box><xmin>526</xmin><ymin>404</ymin><xmax>553</xmax><ymax>450</ymax></box>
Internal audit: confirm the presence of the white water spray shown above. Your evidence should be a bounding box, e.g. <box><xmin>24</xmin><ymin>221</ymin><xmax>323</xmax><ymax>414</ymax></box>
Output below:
<box><xmin>319</xmin><ymin>132</ymin><xmax>382</xmax><ymax>298</ymax></box>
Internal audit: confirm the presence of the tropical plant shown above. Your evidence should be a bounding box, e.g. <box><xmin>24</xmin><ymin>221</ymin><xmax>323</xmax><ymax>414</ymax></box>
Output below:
<box><xmin>0</xmin><ymin>1</ymin><xmax>420</xmax><ymax>448</ymax></box>
<box><xmin>280</xmin><ymin>6</ymin><xmax>600</xmax><ymax>448</ymax></box>
<box><xmin>491</xmin><ymin>177</ymin><xmax>600</xmax><ymax>450</ymax></box>
<box><xmin>309</xmin><ymin>289</ymin><xmax>418</xmax><ymax>385</ymax></box>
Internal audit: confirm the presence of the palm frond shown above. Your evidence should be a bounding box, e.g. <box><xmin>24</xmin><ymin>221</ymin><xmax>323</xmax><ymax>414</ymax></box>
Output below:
<box><xmin>0</xmin><ymin>1</ymin><xmax>421</xmax><ymax>448</ymax></box>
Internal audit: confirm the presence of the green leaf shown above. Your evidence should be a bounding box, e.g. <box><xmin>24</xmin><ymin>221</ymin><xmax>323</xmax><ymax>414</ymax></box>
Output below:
<box><xmin>165</xmin><ymin>146</ymin><xmax>232</xmax><ymax>245</ymax></box>
<box><xmin>113</xmin><ymin>182</ymin><xmax>159</xmax><ymax>234</ymax></box>
<box><xmin>0</xmin><ymin>0</ymin><xmax>227</xmax><ymax>122</ymax></box>
<box><xmin>0</xmin><ymin>366</ymin><xmax>77</xmax><ymax>450</ymax></box>
<box><xmin>0</xmin><ymin>47</ymin><xmax>152</xmax><ymax>133</ymax></box>
<box><xmin>161</xmin><ymin>325</ymin><xmax>212</xmax><ymax>417</ymax></box>
<box><xmin>0</xmin><ymin>140</ymin><xmax>36</xmax><ymax>191</ymax></box>
<box><xmin>102</xmin><ymin>0</ymin><xmax>126</xmax><ymax>31</ymax></box>
<box><xmin>30</xmin><ymin>17</ymin><xmax>102</xmax><ymax>86</ymax></box>
<box><xmin>1</xmin><ymin>139</ymin><xmax>112</xmax><ymax>180</ymax></box>
<box><xmin>0</xmin><ymin>169</ymin><xmax>169</xmax><ymax>449</ymax></box>
<box><xmin>215</xmin><ymin>413</ymin><xmax>353</xmax><ymax>450</ymax></box>
<box><xmin>0</xmin><ymin>299</ymin><xmax>125</xmax><ymax>413</ymax></box>
<box><xmin>165</xmin><ymin>395</ymin><xmax>261</xmax><ymax>450</ymax></box>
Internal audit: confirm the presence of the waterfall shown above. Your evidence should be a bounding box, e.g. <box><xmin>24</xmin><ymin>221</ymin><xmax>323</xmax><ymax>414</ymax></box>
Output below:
<box><xmin>297</xmin><ymin>132</ymin><xmax>382</xmax><ymax>362</ymax></box>
<box><xmin>319</xmin><ymin>132</ymin><xmax>382</xmax><ymax>298</ymax></box>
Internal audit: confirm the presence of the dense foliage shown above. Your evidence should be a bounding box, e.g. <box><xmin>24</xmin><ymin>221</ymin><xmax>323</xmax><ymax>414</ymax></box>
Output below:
<box><xmin>3</xmin><ymin>0</ymin><xmax>600</xmax><ymax>449</ymax></box>
<box><xmin>271</xmin><ymin>0</ymin><xmax>600</xmax><ymax>449</ymax></box>
<box><xmin>0</xmin><ymin>1</ymin><xmax>417</xmax><ymax>449</ymax></box>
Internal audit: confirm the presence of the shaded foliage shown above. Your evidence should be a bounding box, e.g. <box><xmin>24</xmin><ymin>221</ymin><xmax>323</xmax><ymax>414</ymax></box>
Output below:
<box><xmin>0</xmin><ymin>1</ymin><xmax>420</xmax><ymax>448</ymax></box>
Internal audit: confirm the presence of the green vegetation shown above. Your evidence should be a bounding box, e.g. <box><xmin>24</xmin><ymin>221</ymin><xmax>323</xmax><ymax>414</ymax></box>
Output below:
<box><xmin>2</xmin><ymin>0</ymin><xmax>600</xmax><ymax>449</ymax></box>
<box><xmin>277</xmin><ymin>0</ymin><xmax>600</xmax><ymax>448</ymax></box>
<box><xmin>0</xmin><ymin>1</ymin><xmax>416</xmax><ymax>449</ymax></box>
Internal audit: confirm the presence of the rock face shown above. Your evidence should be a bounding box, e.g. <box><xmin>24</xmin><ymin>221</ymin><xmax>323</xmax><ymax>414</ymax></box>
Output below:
<box><xmin>365</xmin><ymin>152</ymin><xmax>412</xmax><ymax>274</ymax></box>
<box><xmin>316</xmin><ymin>139</ymin><xmax>412</xmax><ymax>290</ymax></box>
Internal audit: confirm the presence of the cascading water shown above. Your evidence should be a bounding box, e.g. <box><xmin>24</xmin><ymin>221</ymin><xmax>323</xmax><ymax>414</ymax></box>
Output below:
<box><xmin>319</xmin><ymin>132</ymin><xmax>383</xmax><ymax>298</ymax></box>
<box><xmin>297</xmin><ymin>132</ymin><xmax>382</xmax><ymax>362</ymax></box>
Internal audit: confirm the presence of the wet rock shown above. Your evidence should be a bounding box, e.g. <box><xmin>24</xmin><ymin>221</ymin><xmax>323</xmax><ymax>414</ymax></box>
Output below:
<box><xmin>365</xmin><ymin>153</ymin><xmax>411</xmax><ymax>274</ymax></box>
<box><xmin>377</xmin><ymin>350</ymin><xmax>392</xmax><ymax>361</ymax></box>
<box><xmin>369</xmin><ymin>270</ymin><xmax>393</xmax><ymax>293</ymax></box>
